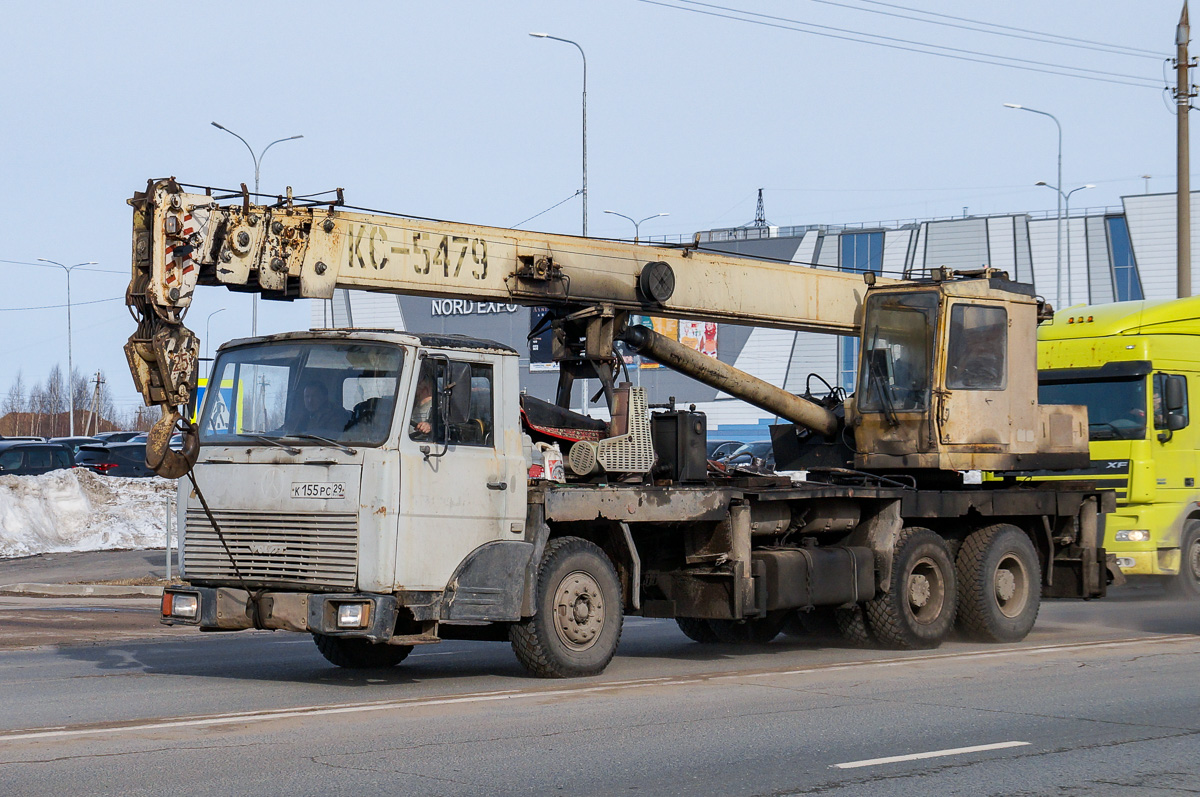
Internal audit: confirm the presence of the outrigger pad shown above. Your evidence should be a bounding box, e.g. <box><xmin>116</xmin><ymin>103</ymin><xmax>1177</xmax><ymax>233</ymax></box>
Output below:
<box><xmin>520</xmin><ymin>394</ymin><xmax>607</xmax><ymax>445</ymax></box>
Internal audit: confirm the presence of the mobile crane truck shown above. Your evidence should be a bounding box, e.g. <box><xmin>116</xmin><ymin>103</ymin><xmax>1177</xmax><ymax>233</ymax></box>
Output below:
<box><xmin>130</xmin><ymin>178</ymin><xmax>1113</xmax><ymax>677</ymax></box>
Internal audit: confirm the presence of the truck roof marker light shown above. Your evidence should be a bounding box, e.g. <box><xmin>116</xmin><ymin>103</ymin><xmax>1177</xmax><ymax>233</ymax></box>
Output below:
<box><xmin>1068</xmin><ymin>317</ymin><xmax>1074</xmax><ymax>324</ymax></box>
<box><xmin>1087</xmin><ymin>316</ymin><xmax>1094</xmax><ymax>322</ymax></box>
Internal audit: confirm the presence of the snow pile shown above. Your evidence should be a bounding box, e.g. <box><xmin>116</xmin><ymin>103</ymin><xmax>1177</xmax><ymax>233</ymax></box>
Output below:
<box><xmin>0</xmin><ymin>469</ymin><xmax>176</xmax><ymax>558</ymax></box>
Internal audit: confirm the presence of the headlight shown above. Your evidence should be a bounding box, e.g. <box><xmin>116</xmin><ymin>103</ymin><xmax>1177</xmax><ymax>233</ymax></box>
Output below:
<box><xmin>336</xmin><ymin>602</ymin><xmax>371</xmax><ymax>628</ymax></box>
<box><xmin>164</xmin><ymin>593</ymin><xmax>198</xmax><ymax>619</ymax></box>
<box><xmin>1115</xmin><ymin>529</ymin><xmax>1151</xmax><ymax>542</ymax></box>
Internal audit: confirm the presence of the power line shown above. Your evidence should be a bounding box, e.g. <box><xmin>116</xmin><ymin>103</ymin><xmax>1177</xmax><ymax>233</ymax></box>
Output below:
<box><xmin>0</xmin><ymin>259</ymin><xmax>123</xmax><ymax>275</ymax></box>
<box><xmin>0</xmin><ymin>296</ymin><xmax>123</xmax><ymax>312</ymax></box>
<box><xmin>639</xmin><ymin>0</ymin><xmax>1162</xmax><ymax>89</ymax></box>
<box><xmin>856</xmin><ymin>0</ymin><xmax>1164</xmax><ymax>58</ymax></box>
<box><xmin>513</xmin><ymin>190</ymin><xmax>584</xmax><ymax>229</ymax></box>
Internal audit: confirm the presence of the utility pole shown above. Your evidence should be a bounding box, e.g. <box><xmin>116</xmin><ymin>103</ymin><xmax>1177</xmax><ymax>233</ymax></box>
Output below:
<box><xmin>1177</xmin><ymin>2</ymin><xmax>1196</xmax><ymax>298</ymax></box>
<box><xmin>88</xmin><ymin>371</ymin><xmax>104</xmax><ymax>435</ymax></box>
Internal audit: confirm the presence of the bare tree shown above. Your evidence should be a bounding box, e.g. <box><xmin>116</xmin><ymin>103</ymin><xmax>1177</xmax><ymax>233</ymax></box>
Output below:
<box><xmin>2</xmin><ymin>371</ymin><xmax>27</xmax><ymax>436</ymax></box>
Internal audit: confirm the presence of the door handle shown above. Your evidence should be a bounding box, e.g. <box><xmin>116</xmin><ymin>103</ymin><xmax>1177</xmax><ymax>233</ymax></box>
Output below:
<box><xmin>487</xmin><ymin>481</ymin><xmax>508</xmax><ymax>491</ymax></box>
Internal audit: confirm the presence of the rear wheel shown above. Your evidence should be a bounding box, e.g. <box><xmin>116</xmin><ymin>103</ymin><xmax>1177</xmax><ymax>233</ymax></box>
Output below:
<box><xmin>676</xmin><ymin>617</ymin><xmax>720</xmax><ymax>643</ymax></box>
<box><xmin>834</xmin><ymin>604</ymin><xmax>874</xmax><ymax>648</ymax></box>
<box><xmin>865</xmin><ymin>528</ymin><xmax>956</xmax><ymax>649</ymax></box>
<box><xmin>1166</xmin><ymin>523</ymin><xmax>1200</xmax><ymax>598</ymax></box>
<box><xmin>956</xmin><ymin>524</ymin><xmax>1041</xmax><ymax>642</ymax></box>
<box><xmin>510</xmin><ymin>537</ymin><xmax>624</xmax><ymax>678</ymax></box>
<box><xmin>312</xmin><ymin>634</ymin><xmax>413</xmax><ymax>669</ymax></box>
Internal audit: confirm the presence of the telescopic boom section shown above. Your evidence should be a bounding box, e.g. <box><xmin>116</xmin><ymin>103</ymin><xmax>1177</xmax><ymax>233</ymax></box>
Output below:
<box><xmin>125</xmin><ymin>178</ymin><xmax>875</xmax><ymax>473</ymax></box>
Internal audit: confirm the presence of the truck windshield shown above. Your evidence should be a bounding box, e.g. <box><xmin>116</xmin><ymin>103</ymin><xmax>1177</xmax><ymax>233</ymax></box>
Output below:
<box><xmin>857</xmin><ymin>291</ymin><xmax>938</xmax><ymax>413</ymax></box>
<box><xmin>1039</xmin><ymin>377</ymin><xmax>1147</xmax><ymax>440</ymax></box>
<box><xmin>199</xmin><ymin>341</ymin><xmax>404</xmax><ymax>447</ymax></box>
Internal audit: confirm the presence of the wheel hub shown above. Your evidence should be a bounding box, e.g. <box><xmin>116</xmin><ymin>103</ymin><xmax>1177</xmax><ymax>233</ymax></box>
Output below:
<box><xmin>554</xmin><ymin>571</ymin><xmax>605</xmax><ymax>650</ymax></box>
<box><xmin>1188</xmin><ymin>540</ymin><xmax>1200</xmax><ymax>580</ymax></box>
<box><xmin>909</xmin><ymin>573</ymin><xmax>931</xmax><ymax>608</ymax></box>
<box><xmin>995</xmin><ymin>569</ymin><xmax>1017</xmax><ymax>602</ymax></box>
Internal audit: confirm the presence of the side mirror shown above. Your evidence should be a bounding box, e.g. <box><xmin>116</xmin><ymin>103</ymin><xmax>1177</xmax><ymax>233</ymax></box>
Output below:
<box><xmin>1168</xmin><ymin>412</ymin><xmax>1187</xmax><ymax>431</ymax></box>
<box><xmin>1166</xmin><ymin>375</ymin><xmax>1187</xmax><ymax>413</ymax></box>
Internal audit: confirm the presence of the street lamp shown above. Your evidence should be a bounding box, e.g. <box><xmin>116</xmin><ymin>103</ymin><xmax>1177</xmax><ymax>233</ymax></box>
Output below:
<box><xmin>205</xmin><ymin>308</ymin><xmax>227</xmax><ymax>377</ymax></box>
<box><xmin>529</xmin><ymin>33</ymin><xmax>587</xmax><ymax>237</ymax></box>
<box><xmin>211</xmin><ymin>122</ymin><xmax>304</xmax><ymax>336</ymax></box>
<box><xmin>1005</xmin><ymin>103</ymin><xmax>1064</xmax><ymax>307</ymax></box>
<box><xmin>1036</xmin><ymin>182</ymin><xmax>1095</xmax><ymax>306</ymax></box>
<box><xmin>37</xmin><ymin>258</ymin><xmax>97</xmax><ymax>436</ymax></box>
<box><xmin>603</xmin><ymin>210</ymin><xmax>669</xmax><ymax>243</ymax></box>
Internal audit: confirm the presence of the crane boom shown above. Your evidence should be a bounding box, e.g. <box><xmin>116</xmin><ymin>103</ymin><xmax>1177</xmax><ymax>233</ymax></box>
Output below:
<box><xmin>126</xmin><ymin>179</ymin><xmax>876</xmax><ymax>474</ymax></box>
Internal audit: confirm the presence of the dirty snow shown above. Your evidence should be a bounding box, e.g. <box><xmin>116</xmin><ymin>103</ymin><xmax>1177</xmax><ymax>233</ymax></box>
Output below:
<box><xmin>0</xmin><ymin>469</ymin><xmax>176</xmax><ymax>558</ymax></box>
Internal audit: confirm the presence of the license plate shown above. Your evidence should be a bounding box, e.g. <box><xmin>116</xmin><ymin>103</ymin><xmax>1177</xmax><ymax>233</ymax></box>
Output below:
<box><xmin>291</xmin><ymin>482</ymin><xmax>346</xmax><ymax>499</ymax></box>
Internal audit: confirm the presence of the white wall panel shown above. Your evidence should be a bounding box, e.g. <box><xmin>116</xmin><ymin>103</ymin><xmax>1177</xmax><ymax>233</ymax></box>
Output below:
<box><xmin>791</xmin><ymin>230</ymin><xmax>820</xmax><ymax>266</ymax></box>
<box><xmin>881</xmin><ymin>229</ymin><xmax>912</xmax><ymax>276</ymax></box>
<box><xmin>1028</xmin><ymin>219</ymin><xmax>1060</xmax><ymax>307</ymax></box>
<box><xmin>986</xmin><ymin>216</ymin><xmax>1016</xmax><ymax>275</ymax></box>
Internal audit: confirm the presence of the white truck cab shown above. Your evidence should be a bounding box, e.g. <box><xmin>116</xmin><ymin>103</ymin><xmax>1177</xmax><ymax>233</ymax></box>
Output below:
<box><xmin>179</xmin><ymin>330</ymin><xmax>528</xmax><ymax>635</ymax></box>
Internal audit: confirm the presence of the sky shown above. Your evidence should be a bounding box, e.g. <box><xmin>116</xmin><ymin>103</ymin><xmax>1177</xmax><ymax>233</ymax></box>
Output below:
<box><xmin>0</xmin><ymin>0</ymin><xmax>1185</xmax><ymax>417</ymax></box>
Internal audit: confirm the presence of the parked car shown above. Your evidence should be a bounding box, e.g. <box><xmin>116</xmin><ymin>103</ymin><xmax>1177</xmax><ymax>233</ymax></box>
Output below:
<box><xmin>49</xmin><ymin>436</ymin><xmax>105</xmax><ymax>456</ymax></box>
<box><xmin>124</xmin><ymin>432</ymin><xmax>182</xmax><ymax>449</ymax></box>
<box><xmin>74</xmin><ymin>442</ymin><xmax>156</xmax><ymax>478</ymax></box>
<box><xmin>0</xmin><ymin>441</ymin><xmax>75</xmax><ymax>476</ymax></box>
<box><xmin>720</xmin><ymin>440</ymin><xmax>776</xmax><ymax>469</ymax></box>
<box><xmin>0</xmin><ymin>435</ymin><xmax>47</xmax><ymax>442</ymax></box>
<box><xmin>93</xmin><ymin>431</ymin><xmax>143</xmax><ymax>443</ymax></box>
<box><xmin>706</xmin><ymin>439</ymin><xmax>743</xmax><ymax>461</ymax></box>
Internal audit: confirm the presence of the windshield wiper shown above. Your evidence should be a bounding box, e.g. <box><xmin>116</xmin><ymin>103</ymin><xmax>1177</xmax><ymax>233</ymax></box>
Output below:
<box><xmin>289</xmin><ymin>434</ymin><xmax>358</xmax><ymax>455</ymax></box>
<box><xmin>251</xmin><ymin>435</ymin><xmax>302</xmax><ymax>455</ymax></box>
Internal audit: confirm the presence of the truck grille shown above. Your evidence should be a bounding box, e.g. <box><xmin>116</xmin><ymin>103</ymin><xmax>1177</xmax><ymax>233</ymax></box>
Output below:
<box><xmin>184</xmin><ymin>509</ymin><xmax>359</xmax><ymax>588</ymax></box>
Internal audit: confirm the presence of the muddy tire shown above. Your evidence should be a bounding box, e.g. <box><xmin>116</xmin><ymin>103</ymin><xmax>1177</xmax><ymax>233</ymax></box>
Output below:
<box><xmin>707</xmin><ymin>612</ymin><xmax>787</xmax><ymax>644</ymax></box>
<box><xmin>510</xmin><ymin>537</ymin><xmax>624</xmax><ymax>678</ymax></box>
<box><xmin>312</xmin><ymin>634</ymin><xmax>413</xmax><ymax>669</ymax></box>
<box><xmin>1166</xmin><ymin>523</ymin><xmax>1200</xmax><ymax>598</ymax></box>
<box><xmin>676</xmin><ymin>617</ymin><xmax>720</xmax><ymax>643</ymax></box>
<box><xmin>834</xmin><ymin>604</ymin><xmax>874</xmax><ymax>648</ymax></box>
<box><xmin>865</xmin><ymin>527</ymin><xmax>956</xmax><ymax>649</ymax></box>
<box><xmin>956</xmin><ymin>524</ymin><xmax>1041</xmax><ymax>642</ymax></box>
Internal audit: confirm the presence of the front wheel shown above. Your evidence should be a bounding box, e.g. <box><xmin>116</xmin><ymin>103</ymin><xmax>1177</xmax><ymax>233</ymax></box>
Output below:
<box><xmin>865</xmin><ymin>527</ymin><xmax>956</xmax><ymax>649</ymax></box>
<box><xmin>510</xmin><ymin>537</ymin><xmax>624</xmax><ymax>678</ymax></box>
<box><xmin>956</xmin><ymin>524</ymin><xmax>1041</xmax><ymax>642</ymax></box>
<box><xmin>312</xmin><ymin>634</ymin><xmax>413</xmax><ymax>669</ymax></box>
<box><xmin>1166</xmin><ymin>523</ymin><xmax>1200</xmax><ymax>598</ymax></box>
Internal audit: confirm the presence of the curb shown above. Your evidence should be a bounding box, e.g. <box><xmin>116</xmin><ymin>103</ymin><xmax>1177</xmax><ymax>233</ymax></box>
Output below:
<box><xmin>0</xmin><ymin>583</ymin><xmax>165</xmax><ymax>599</ymax></box>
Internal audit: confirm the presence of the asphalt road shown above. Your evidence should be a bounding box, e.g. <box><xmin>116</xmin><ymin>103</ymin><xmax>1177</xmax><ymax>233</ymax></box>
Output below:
<box><xmin>1</xmin><ymin>584</ymin><xmax>1199</xmax><ymax>796</ymax></box>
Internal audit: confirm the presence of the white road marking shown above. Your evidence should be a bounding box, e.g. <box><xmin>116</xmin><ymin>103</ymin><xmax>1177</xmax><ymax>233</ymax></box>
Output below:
<box><xmin>0</xmin><ymin>634</ymin><xmax>1190</xmax><ymax>744</ymax></box>
<box><xmin>833</xmin><ymin>741</ymin><xmax>1031</xmax><ymax>769</ymax></box>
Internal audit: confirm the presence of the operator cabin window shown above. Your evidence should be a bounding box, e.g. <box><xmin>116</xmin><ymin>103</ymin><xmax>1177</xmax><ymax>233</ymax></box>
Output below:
<box><xmin>946</xmin><ymin>304</ymin><xmax>1007</xmax><ymax>390</ymax></box>
<box><xmin>409</xmin><ymin>359</ymin><xmax>494</xmax><ymax>447</ymax></box>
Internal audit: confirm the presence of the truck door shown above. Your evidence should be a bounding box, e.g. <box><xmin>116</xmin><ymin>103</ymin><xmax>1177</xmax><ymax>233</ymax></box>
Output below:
<box><xmin>395</xmin><ymin>352</ymin><xmax>517</xmax><ymax>590</ymax></box>
<box><xmin>939</xmin><ymin>302</ymin><xmax>1013</xmax><ymax>448</ymax></box>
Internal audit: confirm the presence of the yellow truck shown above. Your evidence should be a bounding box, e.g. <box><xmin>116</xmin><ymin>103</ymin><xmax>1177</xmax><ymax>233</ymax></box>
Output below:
<box><xmin>1036</xmin><ymin>296</ymin><xmax>1200</xmax><ymax>595</ymax></box>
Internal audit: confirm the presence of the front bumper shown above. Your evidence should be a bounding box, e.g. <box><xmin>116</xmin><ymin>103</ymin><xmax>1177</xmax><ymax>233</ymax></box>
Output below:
<box><xmin>1110</xmin><ymin>549</ymin><xmax>1181</xmax><ymax>576</ymax></box>
<box><xmin>160</xmin><ymin>586</ymin><xmax>399</xmax><ymax>643</ymax></box>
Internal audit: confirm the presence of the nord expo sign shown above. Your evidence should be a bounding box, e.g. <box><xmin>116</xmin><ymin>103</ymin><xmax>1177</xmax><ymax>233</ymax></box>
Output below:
<box><xmin>431</xmin><ymin>300</ymin><xmax>520</xmax><ymax>317</ymax></box>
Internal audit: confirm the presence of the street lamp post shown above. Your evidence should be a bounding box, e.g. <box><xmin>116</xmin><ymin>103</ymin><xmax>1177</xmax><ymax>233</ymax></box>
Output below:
<box><xmin>529</xmin><ymin>33</ymin><xmax>587</xmax><ymax>237</ymax></box>
<box><xmin>1036</xmin><ymin>182</ymin><xmax>1095</xmax><ymax>306</ymax></box>
<box><xmin>211</xmin><ymin>122</ymin><xmax>304</xmax><ymax>336</ymax></box>
<box><xmin>603</xmin><ymin>210</ymin><xmax>669</xmax><ymax>243</ymax></box>
<box><xmin>1005</xmin><ymin>103</ymin><xmax>1063</xmax><ymax>307</ymax></box>
<box><xmin>205</xmin><ymin>308</ymin><xmax>227</xmax><ymax>377</ymax></box>
<box><xmin>37</xmin><ymin>258</ymin><xmax>97</xmax><ymax>436</ymax></box>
